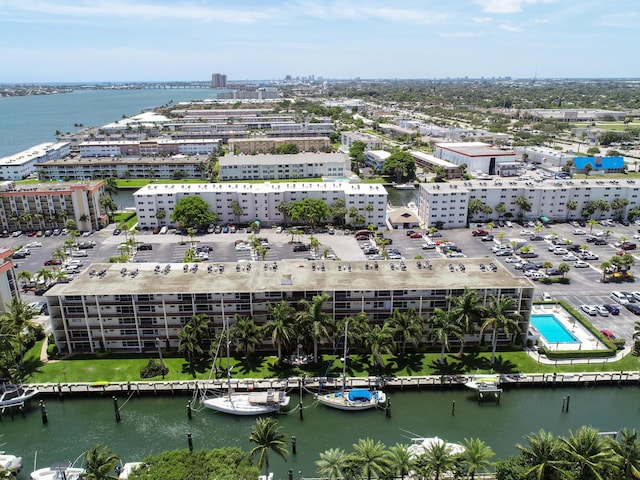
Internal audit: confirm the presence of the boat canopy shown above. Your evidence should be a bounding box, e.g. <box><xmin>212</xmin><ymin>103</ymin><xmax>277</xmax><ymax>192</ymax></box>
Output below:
<box><xmin>348</xmin><ymin>389</ymin><xmax>372</xmax><ymax>401</ymax></box>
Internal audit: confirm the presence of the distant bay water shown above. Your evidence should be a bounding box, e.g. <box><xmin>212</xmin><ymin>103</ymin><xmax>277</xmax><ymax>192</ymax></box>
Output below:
<box><xmin>0</xmin><ymin>88</ymin><xmax>223</xmax><ymax>158</ymax></box>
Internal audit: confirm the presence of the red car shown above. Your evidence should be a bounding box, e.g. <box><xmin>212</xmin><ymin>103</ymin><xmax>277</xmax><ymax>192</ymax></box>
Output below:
<box><xmin>44</xmin><ymin>259</ymin><xmax>62</xmax><ymax>266</ymax></box>
<box><xmin>472</xmin><ymin>229</ymin><xmax>489</xmax><ymax>236</ymax></box>
<box><xmin>409</xmin><ymin>232</ymin><xmax>423</xmax><ymax>239</ymax></box>
<box><xmin>26</xmin><ymin>231</ymin><xmax>37</xmax><ymax>237</ymax></box>
<box><xmin>600</xmin><ymin>329</ymin><xmax>615</xmax><ymax>340</ymax></box>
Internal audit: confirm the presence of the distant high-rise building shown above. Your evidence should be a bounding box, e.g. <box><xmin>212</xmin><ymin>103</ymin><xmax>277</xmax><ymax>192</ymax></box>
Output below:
<box><xmin>211</xmin><ymin>73</ymin><xmax>227</xmax><ymax>88</ymax></box>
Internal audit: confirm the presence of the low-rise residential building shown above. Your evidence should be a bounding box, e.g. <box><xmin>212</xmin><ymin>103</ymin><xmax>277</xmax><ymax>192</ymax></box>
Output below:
<box><xmin>134</xmin><ymin>181</ymin><xmax>388</xmax><ymax>229</ymax></box>
<box><xmin>39</xmin><ymin>154</ymin><xmax>211</xmax><ymax>180</ymax></box>
<box><xmin>341</xmin><ymin>131</ymin><xmax>384</xmax><ymax>151</ymax></box>
<box><xmin>410</xmin><ymin>151</ymin><xmax>462</xmax><ymax>179</ymax></box>
<box><xmin>0</xmin><ymin>247</ymin><xmax>20</xmax><ymax>314</ymax></box>
<box><xmin>45</xmin><ymin>258</ymin><xmax>534</xmax><ymax>354</ymax></box>
<box><xmin>364</xmin><ymin>150</ymin><xmax>390</xmax><ymax>172</ymax></box>
<box><xmin>0</xmin><ymin>180</ymin><xmax>105</xmax><ymax>233</ymax></box>
<box><xmin>419</xmin><ymin>177</ymin><xmax>640</xmax><ymax>228</ymax></box>
<box><xmin>0</xmin><ymin>142</ymin><xmax>71</xmax><ymax>180</ymax></box>
<box><xmin>218</xmin><ymin>152</ymin><xmax>346</xmax><ymax>181</ymax></box>
<box><xmin>433</xmin><ymin>142</ymin><xmax>516</xmax><ymax>175</ymax></box>
<box><xmin>227</xmin><ymin>137</ymin><xmax>331</xmax><ymax>155</ymax></box>
<box><xmin>78</xmin><ymin>138</ymin><xmax>219</xmax><ymax>157</ymax></box>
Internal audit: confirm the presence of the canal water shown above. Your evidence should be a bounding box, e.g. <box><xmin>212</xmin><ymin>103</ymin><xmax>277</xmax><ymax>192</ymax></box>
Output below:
<box><xmin>3</xmin><ymin>387</ymin><xmax>638</xmax><ymax>479</ymax></box>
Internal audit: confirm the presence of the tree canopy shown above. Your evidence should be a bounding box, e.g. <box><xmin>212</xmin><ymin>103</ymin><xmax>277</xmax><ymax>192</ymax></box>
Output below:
<box><xmin>382</xmin><ymin>150</ymin><xmax>416</xmax><ymax>182</ymax></box>
<box><xmin>171</xmin><ymin>196</ymin><xmax>217</xmax><ymax>230</ymax></box>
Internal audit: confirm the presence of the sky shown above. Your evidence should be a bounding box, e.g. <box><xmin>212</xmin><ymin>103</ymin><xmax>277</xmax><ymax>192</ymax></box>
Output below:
<box><xmin>0</xmin><ymin>0</ymin><xmax>638</xmax><ymax>83</ymax></box>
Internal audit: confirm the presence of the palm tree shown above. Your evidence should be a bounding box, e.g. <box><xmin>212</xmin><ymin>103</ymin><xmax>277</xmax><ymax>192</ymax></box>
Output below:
<box><xmin>351</xmin><ymin>438</ymin><xmax>391</xmax><ymax>480</ymax></box>
<box><xmin>315</xmin><ymin>448</ymin><xmax>349</xmax><ymax>480</ymax></box>
<box><xmin>35</xmin><ymin>267</ymin><xmax>54</xmax><ymax>287</ymax></box>
<box><xmin>561</xmin><ymin>426</ymin><xmax>617</xmax><ymax>480</ymax></box>
<box><xmin>17</xmin><ymin>270</ymin><xmax>33</xmax><ymax>287</ymax></box>
<box><xmin>414</xmin><ymin>440</ymin><xmax>457</xmax><ymax>480</ymax></box>
<box><xmin>249</xmin><ymin>417</ymin><xmax>288</xmax><ymax>478</ymax></box>
<box><xmin>363</xmin><ymin>323</ymin><xmax>396</xmax><ymax>369</ymax></box>
<box><xmin>177</xmin><ymin>314</ymin><xmax>211</xmax><ymax>369</ymax></box>
<box><xmin>607</xmin><ymin>428</ymin><xmax>640</xmax><ymax>479</ymax></box>
<box><xmin>229</xmin><ymin>314</ymin><xmax>263</xmax><ymax>361</ymax></box>
<box><xmin>83</xmin><ymin>444</ymin><xmax>120</xmax><ymax>480</ymax></box>
<box><xmin>387</xmin><ymin>308</ymin><xmax>423</xmax><ymax>356</ymax></box>
<box><xmin>480</xmin><ymin>295</ymin><xmax>522</xmax><ymax>365</ymax></box>
<box><xmin>428</xmin><ymin>308</ymin><xmax>464</xmax><ymax>364</ymax></box>
<box><xmin>448</xmin><ymin>288</ymin><xmax>484</xmax><ymax>356</ymax></box>
<box><xmin>388</xmin><ymin>443</ymin><xmax>412</xmax><ymax>480</ymax></box>
<box><xmin>460</xmin><ymin>437</ymin><xmax>495</xmax><ymax>480</ymax></box>
<box><xmin>296</xmin><ymin>294</ymin><xmax>332</xmax><ymax>363</ymax></box>
<box><xmin>516</xmin><ymin>430</ymin><xmax>565</xmax><ymax>480</ymax></box>
<box><xmin>264</xmin><ymin>301</ymin><xmax>295</xmax><ymax>360</ymax></box>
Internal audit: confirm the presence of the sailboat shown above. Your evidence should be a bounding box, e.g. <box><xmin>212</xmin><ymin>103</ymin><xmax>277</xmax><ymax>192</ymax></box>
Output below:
<box><xmin>316</xmin><ymin>321</ymin><xmax>386</xmax><ymax>411</ymax></box>
<box><xmin>201</xmin><ymin>312</ymin><xmax>290</xmax><ymax>415</ymax></box>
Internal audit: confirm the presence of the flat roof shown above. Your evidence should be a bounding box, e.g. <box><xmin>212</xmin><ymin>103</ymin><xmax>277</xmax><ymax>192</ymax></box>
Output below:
<box><xmin>133</xmin><ymin>181</ymin><xmax>387</xmax><ymax>196</ymax></box>
<box><xmin>410</xmin><ymin>151</ymin><xmax>459</xmax><ymax>169</ymax></box>
<box><xmin>0</xmin><ymin>180</ymin><xmax>103</xmax><ymax>194</ymax></box>
<box><xmin>219</xmin><ymin>152</ymin><xmax>346</xmax><ymax>166</ymax></box>
<box><xmin>435</xmin><ymin>142</ymin><xmax>515</xmax><ymax>157</ymax></box>
<box><xmin>46</xmin><ymin>258</ymin><xmax>533</xmax><ymax>297</ymax></box>
<box><xmin>42</xmin><ymin>155</ymin><xmax>210</xmax><ymax>166</ymax></box>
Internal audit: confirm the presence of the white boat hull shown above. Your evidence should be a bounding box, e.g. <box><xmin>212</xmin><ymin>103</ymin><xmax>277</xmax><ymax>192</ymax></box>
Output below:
<box><xmin>316</xmin><ymin>389</ymin><xmax>386</xmax><ymax>411</ymax></box>
<box><xmin>202</xmin><ymin>390</ymin><xmax>290</xmax><ymax>416</ymax></box>
<box><xmin>31</xmin><ymin>465</ymin><xmax>85</xmax><ymax>480</ymax></box>
<box><xmin>0</xmin><ymin>453</ymin><xmax>23</xmax><ymax>473</ymax></box>
<box><xmin>0</xmin><ymin>386</ymin><xmax>38</xmax><ymax>407</ymax></box>
<box><xmin>464</xmin><ymin>375</ymin><xmax>500</xmax><ymax>391</ymax></box>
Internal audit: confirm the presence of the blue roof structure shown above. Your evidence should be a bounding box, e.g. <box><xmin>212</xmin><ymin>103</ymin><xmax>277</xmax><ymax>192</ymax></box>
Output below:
<box><xmin>573</xmin><ymin>156</ymin><xmax>624</xmax><ymax>170</ymax></box>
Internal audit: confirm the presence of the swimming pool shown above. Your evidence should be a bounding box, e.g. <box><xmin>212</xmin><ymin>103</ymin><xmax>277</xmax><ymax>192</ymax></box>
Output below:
<box><xmin>530</xmin><ymin>314</ymin><xmax>580</xmax><ymax>344</ymax></box>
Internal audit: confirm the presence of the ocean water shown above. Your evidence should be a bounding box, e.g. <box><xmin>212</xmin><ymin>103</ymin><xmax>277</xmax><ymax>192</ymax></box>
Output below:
<box><xmin>0</xmin><ymin>88</ymin><xmax>221</xmax><ymax>158</ymax></box>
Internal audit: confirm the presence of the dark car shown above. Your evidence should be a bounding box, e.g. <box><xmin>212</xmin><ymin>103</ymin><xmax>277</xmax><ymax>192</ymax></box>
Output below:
<box><xmin>602</xmin><ymin>304</ymin><xmax>620</xmax><ymax>315</ymax></box>
<box><xmin>293</xmin><ymin>244</ymin><xmax>310</xmax><ymax>252</ymax></box>
<box><xmin>12</xmin><ymin>252</ymin><xmax>26</xmax><ymax>259</ymax></box>
<box><xmin>529</xmin><ymin>235</ymin><xmax>544</xmax><ymax>241</ymax></box>
<box><xmin>78</xmin><ymin>242</ymin><xmax>94</xmax><ymax>249</ymax></box>
<box><xmin>113</xmin><ymin>228</ymin><xmax>121</xmax><ymax>236</ymax></box>
<box><xmin>594</xmin><ymin>238</ymin><xmax>608</xmax><ymax>245</ymax></box>
<box><xmin>622</xmin><ymin>242</ymin><xmax>637</xmax><ymax>251</ymax></box>
<box><xmin>625</xmin><ymin>303</ymin><xmax>640</xmax><ymax>315</ymax></box>
<box><xmin>136</xmin><ymin>243</ymin><xmax>153</xmax><ymax>251</ymax></box>
<box><xmin>621</xmin><ymin>291</ymin><xmax>636</xmax><ymax>303</ymax></box>
<box><xmin>406</xmin><ymin>230</ymin><xmax>416</xmax><ymax>236</ymax></box>
<box><xmin>547</xmin><ymin>268</ymin><xmax>562</xmax><ymax>276</ymax></box>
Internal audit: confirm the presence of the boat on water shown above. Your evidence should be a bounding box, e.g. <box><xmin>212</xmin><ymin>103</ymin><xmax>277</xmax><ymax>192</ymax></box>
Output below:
<box><xmin>0</xmin><ymin>452</ymin><xmax>23</xmax><ymax>473</ymax></box>
<box><xmin>30</xmin><ymin>462</ymin><xmax>85</xmax><ymax>480</ymax></box>
<box><xmin>408</xmin><ymin>436</ymin><xmax>465</xmax><ymax>458</ymax></box>
<box><xmin>316</xmin><ymin>321</ymin><xmax>386</xmax><ymax>411</ymax></box>
<box><xmin>0</xmin><ymin>385</ymin><xmax>38</xmax><ymax>408</ymax></box>
<box><xmin>464</xmin><ymin>374</ymin><xmax>501</xmax><ymax>391</ymax></box>
<box><xmin>201</xmin><ymin>316</ymin><xmax>290</xmax><ymax>415</ymax></box>
<box><xmin>394</xmin><ymin>183</ymin><xmax>416</xmax><ymax>190</ymax></box>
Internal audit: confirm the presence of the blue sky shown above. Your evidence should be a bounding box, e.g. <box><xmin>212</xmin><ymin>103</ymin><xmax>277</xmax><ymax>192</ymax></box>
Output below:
<box><xmin>0</xmin><ymin>0</ymin><xmax>638</xmax><ymax>82</ymax></box>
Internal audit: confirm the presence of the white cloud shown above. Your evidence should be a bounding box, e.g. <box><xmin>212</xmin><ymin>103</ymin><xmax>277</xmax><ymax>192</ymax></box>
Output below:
<box><xmin>473</xmin><ymin>16</ymin><xmax>494</xmax><ymax>23</ymax></box>
<box><xmin>472</xmin><ymin>0</ymin><xmax>557</xmax><ymax>14</ymax></box>
<box><xmin>533</xmin><ymin>18</ymin><xmax>549</xmax><ymax>23</ymax></box>
<box><xmin>438</xmin><ymin>31</ymin><xmax>485</xmax><ymax>38</ymax></box>
<box><xmin>499</xmin><ymin>23</ymin><xmax>523</xmax><ymax>32</ymax></box>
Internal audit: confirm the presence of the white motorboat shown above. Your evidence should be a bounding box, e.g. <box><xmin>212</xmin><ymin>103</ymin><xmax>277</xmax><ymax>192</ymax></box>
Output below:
<box><xmin>201</xmin><ymin>313</ymin><xmax>290</xmax><ymax>415</ymax></box>
<box><xmin>464</xmin><ymin>374</ymin><xmax>501</xmax><ymax>391</ymax></box>
<box><xmin>408</xmin><ymin>436</ymin><xmax>465</xmax><ymax>458</ymax></box>
<box><xmin>0</xmin><ymin>452</ymin><xmax>23</xmax><ymax>473</ymax></box>
<box><xmin>394</xmin><ymin>183</ymin><xmax>416</xmax><ymax>190</ymax></box>
<box><xmin>0</xmin><ymin>385</ymin><xmax>39</xmax><ymax>408</ymax></box>
<box><xmin>316</xmin><ymin>320</ymin><xmax>386</xmax><ymax>411</ymax></box>
<box><xmin>30</xmin><ymin>462</ymin><xmax>85</xmax><ymax>480</ymax></box>
<box><xmin>118</xmin><ymin>462</ymin><xmax>144</xmax><ymax>479</ymax></box>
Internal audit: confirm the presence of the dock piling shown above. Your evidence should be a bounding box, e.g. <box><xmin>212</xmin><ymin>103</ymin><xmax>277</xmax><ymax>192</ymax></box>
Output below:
<box><xmin>113</xmin><ymin>396</ymin><xmax>121</xmax><ymax>422</ymax></box>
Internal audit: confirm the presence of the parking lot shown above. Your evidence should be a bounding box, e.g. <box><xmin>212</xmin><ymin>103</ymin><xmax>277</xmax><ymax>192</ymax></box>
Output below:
<box><xmin>7</xmin><ymin>218</ymin><xmax>640</xmax><ymax>343</ymax></box>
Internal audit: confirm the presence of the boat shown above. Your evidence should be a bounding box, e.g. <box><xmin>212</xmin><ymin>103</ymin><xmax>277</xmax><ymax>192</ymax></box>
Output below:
<box><xmin>0</xmin><ymin>452</ymin><xmax>23</xmax><ymax>473</ymax></box>
<box><xmin>201</xmin><ymin>316</ymin><xmax>290</xmax><ymax>415</ymax></box>
<box><xmin>0</xmin><ymin>384</ymin><xmax>39</xmax><ymax>408</ymax></box>
<box><xmin>30</xmin><ymin>462</ymin><xmax>85</xmax><ymax>480</ymax></box>
<box><xmin>464</xmin><ymin>374</ymin><xmax>501</xmax><ymax>391</ymax></box>
<box><xmin>316</xmin><ymin>321</ymin><xmax>386</xmax><ymax>411</ymax></box>
<box><xmin>408</xmin><ymin>436</ymin><xmax>465</xmax><ymax>458</ymax></box>
<box><xmin>118</xmin><ymin>462</ymin><xmax>144</xmax><ymax>479</ymax></box>
<box><xmin>394</xmin><ymin>183</ymin><xmax>416</xmax><ymax>190</ymax></box>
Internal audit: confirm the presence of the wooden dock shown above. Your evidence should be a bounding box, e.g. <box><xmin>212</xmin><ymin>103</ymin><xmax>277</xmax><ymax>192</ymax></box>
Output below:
<box><xmin>26</xmin><ymin>371</ymin><xmax>640</xmax><ymax>399</ymax></box>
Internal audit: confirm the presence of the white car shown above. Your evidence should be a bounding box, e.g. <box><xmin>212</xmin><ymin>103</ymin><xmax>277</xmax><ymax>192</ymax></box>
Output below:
<box><xmin>562</xmin><ymin>253</ymin><xmax>578</xmax><ymax>261</ymax></box>
<box><xmin>553</xmin><ymin>248</ymin><xmax>569</xmax><ymax>255</ymax></box>
<box><xmin>520</xmin><ymin>230</ymin><xmax>534</xmax><ymax>236</ymax></box>
<box><xmin>196</xmin><ymin>252</ymin><xmax>209</xmax><ymax>260</ymax></box>
<box><xmin>260</xmin><ymin>241</ymin><xmax>270</xmax><ymax>249</ymax></box>
<box><xmin>504</xmin><ymin>256</ymin><xmax>520</xmax><ymax>263</ymax></box>
<box><xmin>528</xmin><ymin>271</ymin><xmax>547</xmax><ymax>280</ymax></box>
<box><xmin>541</xmin><ymin>292</ymin><xmax>552</xmax><ymax>301</ymax></box>
<box><xmin>25</xmin><ymin>241</ymin><xmax>42</xmax><ymax>248</ymax></box>
<box><xmin>235</xmin><ymin>243</ymin><xmax>251</xmax><ymax>251</ymax></box>
<box><xmin>579</xmin><ymin>252</ymin><xmax>599</xmax><ymax>260</ymax></box>
<box><xmin>595</xmin><ymin>305</ymin><xmax>609</xmax><ymax>317</ymax></box>
<box><xmin>573</xmin><ymin>260</ymin><xmax>590</xmax><ymax>268</ymax></box>
<box><xmin>71</xmin><ymin>250</ymin><xmax>88</xmax><ymax>257</ymax></box>
<box><xmin>275</xmin><ymin>226</ymin><xmax>283</xmax><ymax>234</ymax></box>
<box><xmin>580</xmin><ymin>304</ymin><xmax>598</xmax><ymax>316</ymax></box>
<box><xmin>572</xmin><ymin>229</ymin><xmax>586</xmax><ymax>235</ymax></box>
<box><xmin>495</xmin><ymin>250</ymin><xmax>513</xmax><ymax>256</ymax></box>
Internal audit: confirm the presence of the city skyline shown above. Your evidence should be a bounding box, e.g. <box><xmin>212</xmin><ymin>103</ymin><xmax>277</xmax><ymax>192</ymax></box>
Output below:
<box><xmin>1</xmin><ymin>0</ymin><xmax>638</xmax><ymax>82</ymax></box>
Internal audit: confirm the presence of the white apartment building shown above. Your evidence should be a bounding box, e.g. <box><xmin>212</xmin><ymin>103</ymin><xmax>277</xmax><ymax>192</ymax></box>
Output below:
<box><xmin>419</xmin><ymin>178</ymin><xmax>640</xmax><ymax>228</ymax></box>
<box><xmin>340</xmin><ymin>131</ymin><xmax>384</xmax><ymax>151</ymax></box>
<box><xmin>79</xmin><ymin>139</ymin><xmax>219</xmax><ymax>157</ymax></box>
<box><xmin>227</xmin><ymin>137</ymin><xmax>331</xmax><ymax>155</ymax></box>
<box><xmin>134</xmin><ymin>182</ymin><xmax>388</xmax><ymax>229</ymax></box>
<box><xmin>0</xmin><ymin>142</ymin><xmax>71</xmax><ymax>180</ymax></box>
<box><xmin>45</xmin><ymin>258</ymin><xmax>534</xmax><ymax>354</ymax></box>
<box><xmin>433</xmin><ymin>142</ymin><xmax>516</xmax><ymax>175</ymax></box>
<box><xmin>218</xmin><ymin>153</ymin><xmax>347</xmax><ymax>181</ymax></box>
<box><xmin>0</xmin><ymin>247</ymin><xmax>21</xmax><ymax>314</ymax></box>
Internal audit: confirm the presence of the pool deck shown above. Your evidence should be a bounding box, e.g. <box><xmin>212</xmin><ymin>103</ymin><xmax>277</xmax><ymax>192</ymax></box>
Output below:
<box><xmin>530</xmin><ymin>305</ymin><xmax>607</xmax><ymax>352</ymax></box>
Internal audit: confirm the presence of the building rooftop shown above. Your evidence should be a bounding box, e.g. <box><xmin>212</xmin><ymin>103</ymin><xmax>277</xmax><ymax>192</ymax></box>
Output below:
<box><xmin>219</xmin><ymin>152</ymin><xmax>346</xmax><ymax>167</ymax></box>
<box><xmin>420</xmin><ymin>176</ymin><xmax>639</xmax><ymax>193</ymax></box>
<box><xmin>133</xmin><ymin>181</ymin><xmax>387</xmax><ymax>196</ymax></box>
<box><xmin>410</xmin><ymin>151</ymin><xmax>459</xmax><ymax>169</ymax></box>
<box><xmin>0</xmin><ymin>142</ymin><xmax>65</xmax><ymax>166</ymax></box>
<box><xmin>0</xmin><ymin>180</ymin><xmax>103</xmax><ymax>194</ymax></box>
<box><xmin>42</xmin><ymin>155</ymin><xmax>210</xmax><ymax>166</ymax></box>
<box><xmin>435</xmin><ymin>142</ymin><xmax>515</xmax><ymax>157</ymax></box>
<box><xmin>46</xmin><ymin>258</ymin><xmax>533</xmax><ymax>297</ymax></box>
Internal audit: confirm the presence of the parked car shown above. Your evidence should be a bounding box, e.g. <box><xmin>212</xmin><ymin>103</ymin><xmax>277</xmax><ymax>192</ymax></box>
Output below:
<box><xmin>602</xmin><ymin>304</ymin><xmax>620</xmax><ymax>315</ymax></box>
<box><xmin>553</xmin><ymin>248</ymin><xmax>568</xmax><ymax>255</ymax></box>
<box><xmin>25</xmin><ymin>241</ymin><xmax>42</xmax><ymax>248</ymax></box>
<box><xmin>541</xmin><ymin>292</ymin><xmax>552</xmax><ymax>301</ymax></box>
<box><xmin>409</xmin><ymin>232</ymin><xmax>423</xmax><ymax>239</ymax></box>
<box><xmin>136</xmin><ymin>243</ymin><xmax>153</xmax><ymax>251</ymax></box>
<box><xmin>519</xmin><ymin>230</ymin><xmax>534</xmax><ymax>236</ymax></box>
<box><xmin>595</xmin><ymin>305</ymin><xmax>609</xmax><ymax>317</ymax></box>
<box><xmin>562</xmin><ymin>253</ymin><xmax>578</xmax><ymax>261</ymax></box>
<box><xmin>622</xmin><ymin>242</ymin><xmax>637</xmax><ymax>251</ymax></box>
<box><xmin>519</xmin><ymin>251</ymin><xmax>538</xmax><ymax>258</ymax></box>
<box><xmin>600</xmin><ymin>329</ymin><xmax>616</xmax><ymax>340</ymax></box>
<box><xmin>113</xmin><ymin>228</ymin><xmax>121</xmax><ymax>236</ymax></box>
<box><xmin>481</xmin><ymin>235</ymin><xmax>494</xmax><ymax>242</ymax></box>
<box><xmin>529</xmin><ymin>235</ymin><xmax>544</xmax><ymax>241</ymax></box>
<box><xmin>11</xmin><ymin>252</ymin><xmax>26</xmax><ymax>259</ymax></box>
<box><xmin>579</xmin><ymin>251</ymin><xmax>599</xmax><ymax>260</ymax></box>
<box><xmin>625</xmin><ymin>303</ymin><xmax>640</xmax><ymax>315</ymax></box>
<box><xmin>71</xmin><ymin>250</ymin><xmax>88</xmax><ymax>258</ymax></box>
<box><xmin>293</xmin><ymin>244</ymin><xmax>310</xmax><ymax>252</ymax></box>
<box><xmin>621</xmin><ymin>291</ymin><xmax>637</xmax><ymax>303</ymax></box>
<box><xmin>580</xmin><ymin>304</ymin><xmax>598</xmax><ymax>316</ymax></box>
<box><xmin>573</xmin><ymin>260</ymin><xmax>590</xmax><ymax>268</ymax></box>
<box><xmin>406</xmin><ymin>230</ymin><xmax>416</xmax><ymax>236</ymax></box>
<box><xmin>44</xmin><ymin>259</ymin><xmax>62</xmax><ymax>266</ymax></box>
<box><xmin>572</xmin><ymin>229</ymin><xmax>586</xmax><ymax>235</ymax></box>
<box><xmin>594</xmin><ymin>238</ymin><xmax>608</xmax><ymax>245</ymax></box>
<box><xmin>611</xmin><ymin>291</ymin><xmax>630</xmax><ymax>305</ymax></box>
<box><xmin>472</xmin><ymin>229</ymin><xmax>489</xmax><ymax>237</ymax></box>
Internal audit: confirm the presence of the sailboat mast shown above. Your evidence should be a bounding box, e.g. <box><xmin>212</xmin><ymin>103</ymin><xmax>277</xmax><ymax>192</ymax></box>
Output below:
<box><xmin>221</xmin><ymin>299</ymin><xmax>231</xmax><ymax>396</ymax></box>
<box><xmin>342</xmin><ymin>320</ymin><xmax>348</xmax><ymax>393</ymax></box>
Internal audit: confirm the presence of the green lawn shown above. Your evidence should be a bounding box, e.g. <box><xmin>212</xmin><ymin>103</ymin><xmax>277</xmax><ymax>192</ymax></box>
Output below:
<box><xmin>24</xmin><ymin>340</ymin><xmax>640</xmax><ymax>384</ymax></box>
